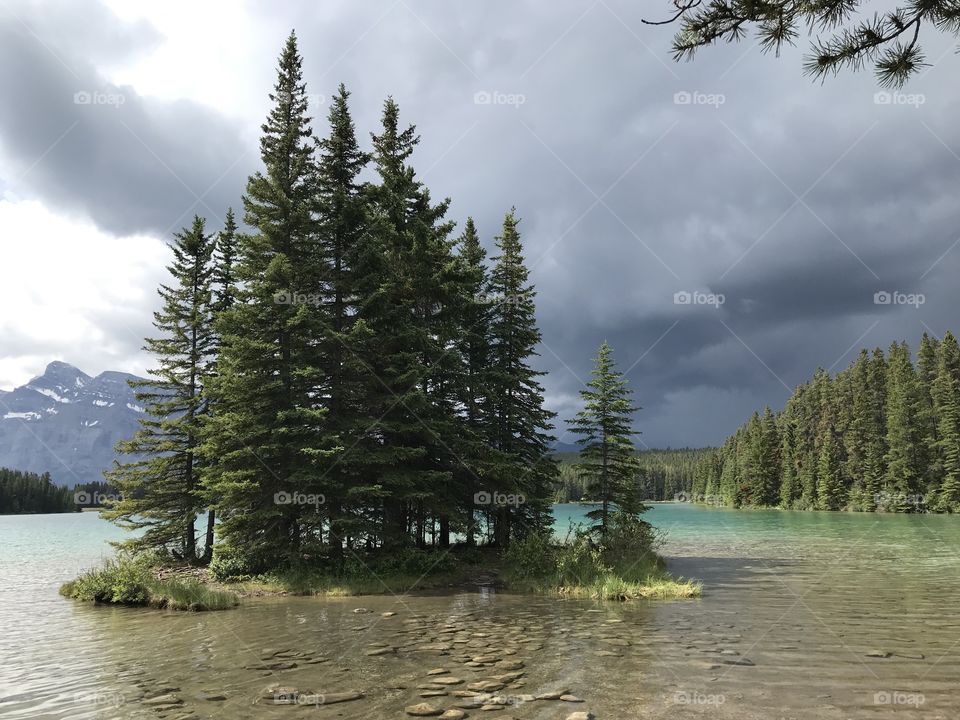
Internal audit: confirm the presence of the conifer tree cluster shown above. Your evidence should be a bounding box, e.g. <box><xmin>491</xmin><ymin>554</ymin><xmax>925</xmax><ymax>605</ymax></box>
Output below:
<box><xmin>692</xmin><ymin>333</ymin><xmax>960</xmax><ymax>512</ymax></box>
<box><xmin>105</xmin><ymin>33</ymin><xmax>557</xmax><ymax>568</ymax></box>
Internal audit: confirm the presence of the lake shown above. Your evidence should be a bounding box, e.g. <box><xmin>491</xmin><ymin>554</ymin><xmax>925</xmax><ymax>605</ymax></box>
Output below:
<box><xmin>2</xmin><ymin>503</ymin><xmax>959</xmax><ymax>718</ymax></box>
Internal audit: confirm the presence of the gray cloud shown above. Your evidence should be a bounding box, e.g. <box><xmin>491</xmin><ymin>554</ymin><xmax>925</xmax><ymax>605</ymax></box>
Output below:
<box><xmin>2</xmin><ymin>0</ymin><xmax>960</xmax><ymax>446</ymax></box>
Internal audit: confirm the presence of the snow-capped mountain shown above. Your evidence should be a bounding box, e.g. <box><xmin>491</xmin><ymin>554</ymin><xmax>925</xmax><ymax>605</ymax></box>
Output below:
<box><xmin>0</xmin><ymin>361</ymin><xmax>146</xmax><ymax>485</ymax></box>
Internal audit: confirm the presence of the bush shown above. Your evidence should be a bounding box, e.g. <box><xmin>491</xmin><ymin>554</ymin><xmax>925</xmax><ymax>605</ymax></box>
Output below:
<box><xmin>61</xmin><ymin>557</ymin><xmax>239</xmax><ymax>610</ymax></box>
<box><xmin>503</xmin><ymin>532</ymin><xmax>555</xmax><ymax>580</ymax></box>
<box><xmin>209</xmin><ymin>543</ymin><xmax>260</xmax><ymax>581</ymax></box>
<box><xmin>150</xmin><ymin>578</ymin><xmax>238</xmax><ymax>611</ymax></box>
<box><xmin>343</xmin><ymin>547</ymin><xmax>460</xmax><ymax>578</ymax></box>
<box><xmin>60</xmin><ymin>557</ymin><xmax>152</xmax><ymax>605</ymax></box>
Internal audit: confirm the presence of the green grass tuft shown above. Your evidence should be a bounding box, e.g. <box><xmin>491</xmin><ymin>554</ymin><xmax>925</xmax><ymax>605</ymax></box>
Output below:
<box><xmin>60</xmin><ymin>558</ymin><xmax>238</xmax><ymax>611</ymax></box>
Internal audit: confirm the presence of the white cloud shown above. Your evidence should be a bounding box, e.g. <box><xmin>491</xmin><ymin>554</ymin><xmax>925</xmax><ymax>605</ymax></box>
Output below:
<box><xmin>0</xmin><ymin>198</ymin><xmax>167</xmax><ymax>388</ymax></box>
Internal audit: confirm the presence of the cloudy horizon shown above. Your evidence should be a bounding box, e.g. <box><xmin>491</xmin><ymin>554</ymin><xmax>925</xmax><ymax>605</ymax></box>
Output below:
<box><xmin>3</xmin><ymin>0</ymin><xmax>960</xmax><ymax>448</ymax></box>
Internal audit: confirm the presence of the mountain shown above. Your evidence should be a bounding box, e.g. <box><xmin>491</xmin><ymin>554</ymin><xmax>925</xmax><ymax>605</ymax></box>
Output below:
<box><xmin>0</xmin><ymin>361</ymin><xmax>146</xmax><ymax>486</ymax></box>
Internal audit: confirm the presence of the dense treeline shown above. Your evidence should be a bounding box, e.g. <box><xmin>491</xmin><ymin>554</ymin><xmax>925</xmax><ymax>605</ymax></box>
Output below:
<box><xmin>693</xmin><ymin>333</ymin><xmax>960</xmax><ymax>512</ymax></box>
<box><xmin>104</xmin><ymin>33</ymin><xmax>558</xmax><ymax>570</ymax></box>
<box><xmin>0</xmin><ymin>468</ymin><xmax>76</xmax><ymax>514</ymax></box>
<box><xmin>555</xmin><ymin>448</ymin><xmax>712</xmax><ymax>502</ymax></box>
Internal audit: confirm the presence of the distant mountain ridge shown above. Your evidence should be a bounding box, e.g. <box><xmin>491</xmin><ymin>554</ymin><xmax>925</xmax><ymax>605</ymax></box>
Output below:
<box><xmin>0</xmin><ymin>361</ymin><xmax>146</xmax><ymax>486</ymax></box>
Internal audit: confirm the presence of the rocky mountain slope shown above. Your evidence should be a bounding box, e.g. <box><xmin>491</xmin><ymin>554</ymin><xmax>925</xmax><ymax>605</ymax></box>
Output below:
<box><xmin>0</xmin><ymin>361</ymin><xmax>145</xmax><ymax>486</ymax></box>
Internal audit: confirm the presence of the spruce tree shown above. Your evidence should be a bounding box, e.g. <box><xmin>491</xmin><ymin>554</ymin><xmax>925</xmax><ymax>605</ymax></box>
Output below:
<box><xmin>884</xmin><ymin>341</ymin><xmax>923</xmax><ymax>509</ymax></box>
<box><xmin>363</xmin><ymin>97</ymin><xmax>460</xmax><ymax>548</ymax></box>
<box><xmin>817</xmin><ymin>426</ymin><xmax>846</xmax><ymax>510</ymax></box>
<box><xmin>917</xmin><ymin>332</ymin><xmax>942</xmax><ymax>498</ymax></box>
<box><xmin>844</xmin><ymin>350</ymin><xmax>872</xmax><ymax>509</ymax></box>
<box><xmin>103</xmin><ymin>216</ymin><xmax>216</xmax><ymax>561</ymax></box>
<box><xmin>313</xmin><ymin>83</ymin><xmax>375</xmax><ymax>562</ymax></box>
<box><xmin>933</xmin><ymin>332</ymin><xmax>960</xmax><ymax>510</ymax></box>
<box><xmin>779</xmin><ymin>414</ymin><xmax>798</xmax><ymax>508</ymax></box>
<box><xmin>567</xmin><ymin>341</ymin><xmax>644</xmax><ymax>536</ymax></box>
<box><xmin>454</xmin><ymin>217</ymin><xmax>495</xmax><ymax>545</ymax></box>
<box><xmin>864</xmin><ymin>348</ymin><xmax>889</xmax><ymax>506</ymax></box>
<box><xmin>487</xmin><ymin>209</ymin><xmax>557</xmax><ymax>545</ymax></box>
<box><xmin>199</xmin><ymin>207</ymin><xmax>240</xmax><ymax>562</ymax></box>
<box><xmin>202</xmin><ymin>33</ymin><xmax>332</xmax><ymax>569</ymax></box>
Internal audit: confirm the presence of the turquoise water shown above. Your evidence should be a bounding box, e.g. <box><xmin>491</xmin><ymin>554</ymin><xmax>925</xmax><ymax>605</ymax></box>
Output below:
<box><xmin>3</xmin><ymin>504</ymin><xmax>960</xmax><ymax>718</ymax></box>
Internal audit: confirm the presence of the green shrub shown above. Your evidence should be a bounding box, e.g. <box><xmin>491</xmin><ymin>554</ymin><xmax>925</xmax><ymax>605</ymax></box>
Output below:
<box><xmin>343</xmin><ymin>547</ymin><xmax>459</xmax><ymax>578</ymax></box>
<box><xmin>60</xmin><ymin>557</ymin><xmax>152</xmax><ymax>605</ymax></box>
<box><xmin>209</xmin><ymin>543</ymin><xmax>259</xmax><ymax>581</ymax></box>
<box><xmin>503</xmin><ymin>531</ymin><xmax>555</xmax><ymax>580</ymax></box>
<box><xmin>61</xmin><ymin>557</ymin><xmax>239</xmax><ymax>610</ymax></box>
<box><xmin>149</xmin><ymin>578</ymin><xmax>238</xmax><ymax>611</ymax></box>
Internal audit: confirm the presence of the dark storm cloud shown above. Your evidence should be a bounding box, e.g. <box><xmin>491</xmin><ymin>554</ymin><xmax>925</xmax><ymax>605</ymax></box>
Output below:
<box><xmin>3</xmin><ymin>0</ymin><xmax>960</xmax><ymax>445</ymax></box>
<box><xmin>0</xmin><ymin>1</ymin><xmax>249</xmax><ymax>237</ymax></box>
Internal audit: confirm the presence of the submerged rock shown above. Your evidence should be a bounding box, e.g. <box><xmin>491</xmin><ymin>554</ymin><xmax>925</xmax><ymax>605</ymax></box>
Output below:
<box><xmin>405</xmin><ymin>702</ymin><xmax>443</xmax><ymax>716</ymax></box>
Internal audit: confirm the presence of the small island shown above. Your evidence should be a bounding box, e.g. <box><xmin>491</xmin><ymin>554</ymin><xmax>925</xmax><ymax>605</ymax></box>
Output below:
<box><xmin>60</xmin><ymin>34</ymin><xmax>698</xmax><ymax>612</ymax></box>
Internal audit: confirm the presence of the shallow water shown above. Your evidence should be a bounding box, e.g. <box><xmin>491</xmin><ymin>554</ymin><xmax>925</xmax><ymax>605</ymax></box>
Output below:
<box><xmin>2</xmin><ymin>504</ymin><xmax>960</xmax><ymax>719</ymax></box>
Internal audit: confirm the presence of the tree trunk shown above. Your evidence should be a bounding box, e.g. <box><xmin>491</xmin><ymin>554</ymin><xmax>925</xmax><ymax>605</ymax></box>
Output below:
<box><xmin>202</xmin><ymin>509</ymin><xmax>215</xmax><ymax>564</ymax></box>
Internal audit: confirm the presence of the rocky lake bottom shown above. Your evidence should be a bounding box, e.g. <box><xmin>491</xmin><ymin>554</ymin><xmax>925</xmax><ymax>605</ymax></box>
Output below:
<box><xmin>4</xmin><ymin>505</ymin><xmax>960</xmax><ymax>719</ymax></box>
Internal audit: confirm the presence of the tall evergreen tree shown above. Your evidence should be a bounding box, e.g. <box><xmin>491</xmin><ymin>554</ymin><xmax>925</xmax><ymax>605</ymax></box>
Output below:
<box><xmin>103</xmin><ymin>216</ymin><xmax>216</xmax><ymax>560</ymax></box>
<box><xmin>487</xmin><ymin>209</ymin><xmax>557</xmax><ymax>545</ymax></box>
<box><xmin>313</xmin><ymin>83</ymin><xmax>375</xmax><ymax>563</ymax></box>
<box><xmin>202</xmin><ymin>32</ymin><xmax>333</xmax><ymax>569</ymax></box>
<box><xmin>568</xmin><ymin>341</ymin><xmax>644</xmax><ymax>536</ymax></box>
<box><xmin>917</xmin><ymin>332</ymin><xmax>942</xmax><ymax>496</ymax></box>
<box><xmin>199</xmin><ymin>207</ymin><xmax>240</xmax><ymax>562</ymax></box>
<box><xmin>884</xmin><ymin>341</ymin><xmax>923</xmax><ymax>509</ymax></box>
<box><xmin>453</xmin><ymin>217</ymin><xmax>495</xmax><ymax>546</ymax></box>
<box><xmin>362</xmin><ymin>97</ymin><xmax>461</xmax><ymax>548</ymax></box>
<box><xmin>933</xmin><ymin>332</ymin><xmax>960</xmax><ymax>511</ymax></box>
<box><xmin>817</xmin><ymin>425</ymin><xmax>846</xmax><ymax>510</ymax></box>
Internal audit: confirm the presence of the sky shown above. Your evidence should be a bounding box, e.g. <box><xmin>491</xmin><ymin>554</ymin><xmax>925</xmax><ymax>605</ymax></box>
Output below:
<box><xmin>2</xmin><ymin>0</ymin><xmax>959</xmax><ymax>448</ymax></box>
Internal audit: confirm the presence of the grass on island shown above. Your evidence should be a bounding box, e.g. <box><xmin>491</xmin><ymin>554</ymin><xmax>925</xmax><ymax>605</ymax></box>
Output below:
<box><xmin>60</xmin><ymin>557</ymin><xmax>238</xmax><ymax>611</ymax></box>
<box><xmin>61</xmin><ymin>516</ymin><xmax>700</xmax><ymax>607</ymax></box>
<box><xmin>502</xmin><ymin>516</ymin><xmax>702</xmax><ymax>601</ymax></box>
<box><xmin>213</xmin><ymin>544</ymin><xmax>488</xmax><ymax>597</ymax></box>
